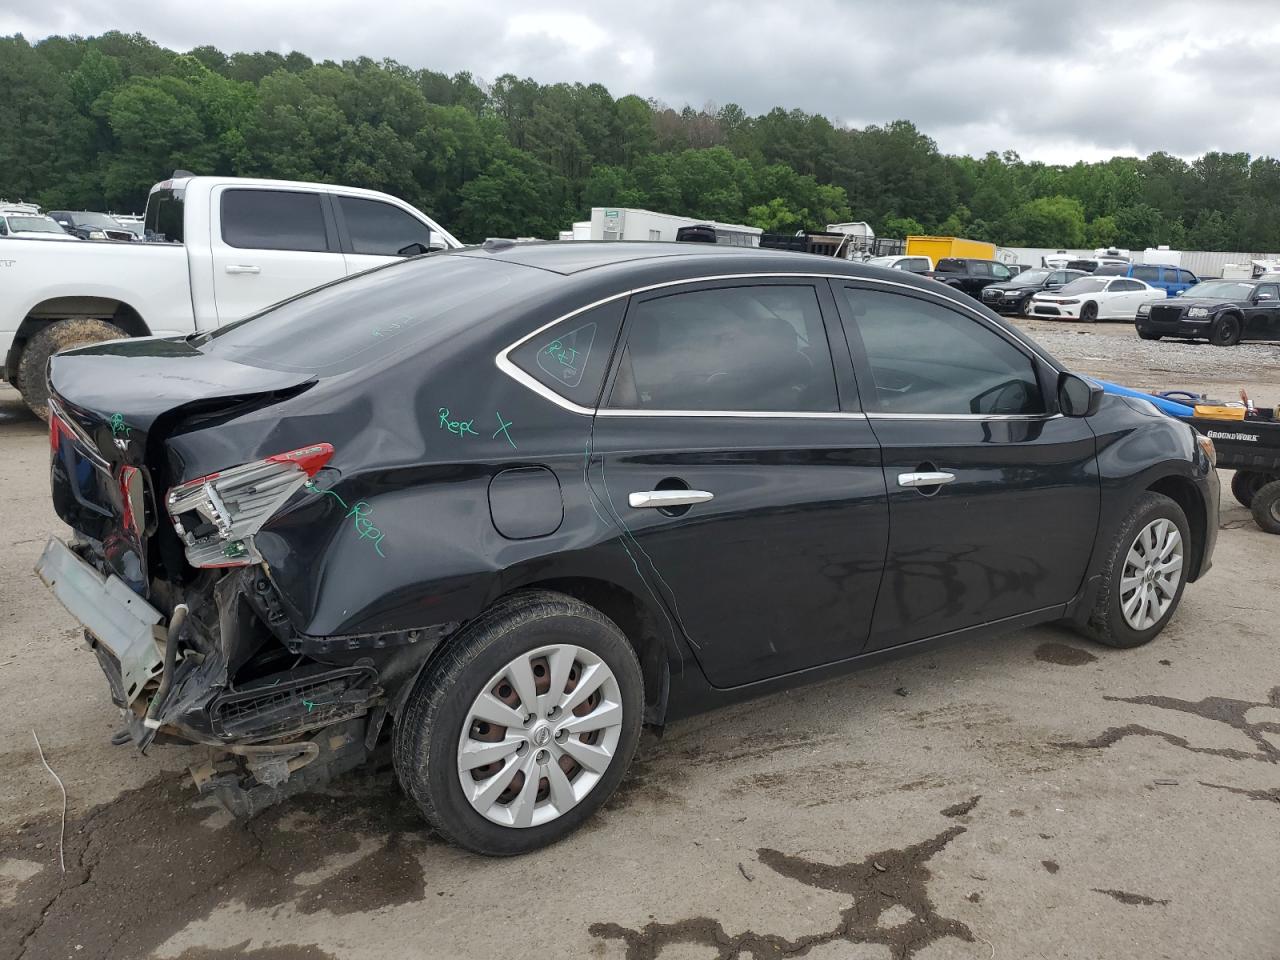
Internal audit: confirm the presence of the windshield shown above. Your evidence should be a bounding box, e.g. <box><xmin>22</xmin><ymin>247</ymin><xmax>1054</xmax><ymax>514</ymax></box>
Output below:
<box><xmin>1059</xmin><ymin>278</ymin><xmax>1108</xmax><ymax>295</ymax></box>
<box><xmin>7</xmin><ymin>216</ymin><xmax>65</xmax><ymax>234</ymax></box>
<box><xmin>1013</xmin><ymin>269</ymin><xmax>1050</xmax><ymax>284</ymax></box>
<box><xmin>1185</xmin><ymin>280</ymin><xmax>1255</xmax><ymax>300</ymax></box>
<box><xmin>69</xmin><ymin>212</ymin><xmax>125</xmax><ymax>229</ymax></box>
<box><xmin>198</xmin><ymin>254</ymin><xmax>556</xmax><ymax>376</ymax></box>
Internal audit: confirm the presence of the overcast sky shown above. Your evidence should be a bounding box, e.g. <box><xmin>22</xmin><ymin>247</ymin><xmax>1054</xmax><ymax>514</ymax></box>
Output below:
<box><xmin>4</xmin><ymin>0</ymin><xmax>1278</xmax><ymax>164</ymax></box>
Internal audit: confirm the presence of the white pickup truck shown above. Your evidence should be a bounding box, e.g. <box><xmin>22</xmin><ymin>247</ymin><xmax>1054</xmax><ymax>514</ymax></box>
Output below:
<box><xmin>2</xmin><ymin>175</ymin><xmax>462</xmax><ymax>416</ymax></box>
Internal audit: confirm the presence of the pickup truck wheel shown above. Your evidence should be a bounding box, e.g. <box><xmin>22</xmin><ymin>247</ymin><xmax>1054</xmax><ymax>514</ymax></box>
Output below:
<box><xmin>18</xmin><ymin>318</ymin><xmax>127</xmax><ymax>420</ymax></box>
<box><xmin>1080</xmin><ymin>302</ymin><xmax>1098</xmax><ymax>323</ymax></box>
<box><xmin>393</xmin><ymin>589</ymin><xmax>643</xmax><ymax>856</ymax></box>
<box><xmin>1210</xmin><ymin>313</ymin><xmax>1242</xmax><ymax>346</ymax></box>
<box><xmin>1251</xmin><ymin>480</ymin><xmax>1280</xmax><ymax>535</ymax></box>
<box><xmin>1080</xmin><ymin>492</ymin><xmax>1190</xmax><ymax>648</ymax></box>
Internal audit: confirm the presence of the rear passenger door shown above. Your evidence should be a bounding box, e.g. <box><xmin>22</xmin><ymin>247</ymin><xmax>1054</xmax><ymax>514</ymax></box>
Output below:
<box><xmin>209</xmin><ymin>186</ymin><xmax>346</xmax><ymax>324</ymax></box>
<box><xmin>588</xmin><ymin>279</ymin><xmax>889</xmax><ymax>687</ymax></box>
<box><xmin>332</xmin><ymin>194</ymin><xmax>444</xmax><ymax>275</ymax></box>
<box><xmin>832</xmin><ymin>282</ymin><xmax>1099</xmax><ymax>650</ymax></box>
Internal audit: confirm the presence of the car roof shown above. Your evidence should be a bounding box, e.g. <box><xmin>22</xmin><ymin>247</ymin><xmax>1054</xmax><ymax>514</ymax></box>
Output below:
<box><xmin>456</xmin><ymin>240</ymin><xmax>876</xmax><ymax>277</ymax></box>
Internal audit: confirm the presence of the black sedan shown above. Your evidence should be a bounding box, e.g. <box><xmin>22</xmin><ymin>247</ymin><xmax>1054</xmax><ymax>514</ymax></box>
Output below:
<box><xmin>1137</xmin><ymin>279</ymin><xmax>1280</xmax><ymax>345</ymax></box>
<box><xmin>980</xmin><ymin>268</ymin><xmax>1087</xmax><ymax>315</ymax></box>
<box><xmin>39</xmin><ymin>243</ymin><xmax>1218</xmax><ymax>854</ymax></box>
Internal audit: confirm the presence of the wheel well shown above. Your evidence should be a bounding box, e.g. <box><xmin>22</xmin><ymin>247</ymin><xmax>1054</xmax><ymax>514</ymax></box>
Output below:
<box><xmin>517</xmin><ymin>577</ymin><xmax>672</xmax><ymax>726</ymax></box>
<box><xmin>1147</xmin><ymin>475</ymin><xmax>1207</xmax><ymax>580</ymax></box>
<box><xmin>7</xmin><ymin>298</ymin><xmax>151</xmax><ymax>380</ymax></box>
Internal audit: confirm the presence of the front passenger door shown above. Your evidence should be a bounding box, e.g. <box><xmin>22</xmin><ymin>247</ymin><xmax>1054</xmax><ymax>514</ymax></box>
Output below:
<box><xmin>833</xmin><ymin>283</ymin><xmax>1100</xmax><ymax>650</ymax></box>
<box><xmin>333</xmin><ymin>194</ymin><xmax>444</xmax><ymax>275</ymax></box>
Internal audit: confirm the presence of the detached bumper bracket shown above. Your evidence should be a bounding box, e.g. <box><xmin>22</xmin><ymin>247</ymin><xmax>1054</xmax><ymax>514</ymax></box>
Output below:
<box><xmin>35</xmin><ymin>537</ymin><xmax>164</xmax><ymax>704</ymax></box>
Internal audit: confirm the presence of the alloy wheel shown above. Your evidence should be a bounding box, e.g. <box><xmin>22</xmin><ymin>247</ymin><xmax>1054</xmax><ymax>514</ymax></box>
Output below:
<box><xmin>1119</xmin><ymin>518</ymin><xmax>1183</xmax><ymax>630</ymax></box>
<box><xmin>456</xmin><ymin>643</ymin><xmax>623</xmax><ymax>828</ymax></box>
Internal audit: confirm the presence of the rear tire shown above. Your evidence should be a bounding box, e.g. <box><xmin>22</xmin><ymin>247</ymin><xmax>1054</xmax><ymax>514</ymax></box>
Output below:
<box><xmin>1079</xmin><ymin>492</ymin><xmax>1190</xmax><ymax>648</ymax></box>
<box><xmin>1251</xmin><ymin>480</ymin><xmax>1280</xmax><ymax>535</ymax></box>
<box><xmin>1230</xmin><ymin>471</ymin><xmax>1273</xmax><ymax>509</ymax></box>
<box><xmin>393</xmin><ymin>590</ymin><xmax>643</xmax><ymax>856</ymax></box>
<box><xmin>17</xmin><ymin>318</ymin><xmax>127</xmax><ymax>420</ymax></box>
<box><xmin>1080</xmin><ymin>302</ymin><xmax>1098</xmax><ymax>323</ymax></box>
<box><xmin>1210</xmin><ymin>313</ymin><xmax>1242</xmax><ymax>347</ymax></box>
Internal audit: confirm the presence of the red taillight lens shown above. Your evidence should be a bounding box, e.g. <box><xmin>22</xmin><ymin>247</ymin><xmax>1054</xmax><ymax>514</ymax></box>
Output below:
<box><xmin>166</xmin><ymin>443</ymin><xmax>333</xmax><ymax>568</ymax></box>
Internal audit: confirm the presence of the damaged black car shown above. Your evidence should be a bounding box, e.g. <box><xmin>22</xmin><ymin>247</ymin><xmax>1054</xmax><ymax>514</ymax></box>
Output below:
<box><xmin>39</xmin><ymin>242</ymin><xmax>1218</xmax><ymax>855</ymax></box>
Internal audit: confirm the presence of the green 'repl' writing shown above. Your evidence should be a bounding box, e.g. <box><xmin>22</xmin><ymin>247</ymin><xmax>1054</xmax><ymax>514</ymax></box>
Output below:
<box><xmin>303</xmin><ymin>482</ymin><xmax>387</xmax><ymax>558</ymax></box>
<box><xmin>438</xmin><ymin>407</ymin><xmax>479</xmax><ymax>438</ymax></box>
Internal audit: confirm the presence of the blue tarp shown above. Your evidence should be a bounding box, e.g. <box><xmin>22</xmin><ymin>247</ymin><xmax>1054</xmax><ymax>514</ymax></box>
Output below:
<box><xmin>1094</xmin><ymin>379</ymin><xmax>1196</xmax><ymax>418</ymax></box>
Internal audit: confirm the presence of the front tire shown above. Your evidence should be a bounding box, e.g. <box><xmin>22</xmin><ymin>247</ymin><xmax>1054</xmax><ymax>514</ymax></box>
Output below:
<box><xmin>17</xmin><ymin>318</ymin><xmax>127</xmax><ymax>420</ymax></box>
<box><xmin>1080</xmin><ymin>492</ymin><xmax>1190</xmax><ymax>648</ymax></box>
<box><xmin>1210</xmin><ymin>313</ymin><xmax>1242</xmax><ymax>346</ymax></box>
<box><xmin>1251</xmin><ymin>480</ymin><xmax>1280</xmax><ymax>535</ymax></box>
<box><xmin>393</xmin><ymin>590</ymin><xmax>643</xmax><ymax>856</ymax></box>
<box><xmin>1080</xmin><ymin>302</ymin><xmax>1098</xmax><ymax>323</ymax></box>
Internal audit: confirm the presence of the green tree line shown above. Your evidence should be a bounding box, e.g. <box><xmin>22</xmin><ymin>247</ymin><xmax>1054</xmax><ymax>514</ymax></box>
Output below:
<box><xmin>3</xmin><ymin>31</ymin><xmax>1279</xmax><ymax>250</ymax></box>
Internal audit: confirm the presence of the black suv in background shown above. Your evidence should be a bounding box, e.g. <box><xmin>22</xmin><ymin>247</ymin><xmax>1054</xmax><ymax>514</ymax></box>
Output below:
<box><xmin>46</xmin><ymin>210</ymin><xmax>135</xmax><ymax>242</ymax></box>
<box><xmin>981</xmin><ymin>268</ymin><xmax>1088</xmax><ymax>315</ymax></box>
<box><xmin>926</xmin><ymin>258</ymin><xmax>1013</xmax><ymax>299</ymax></box>
<box><xmin>1136</xmin><ymin>279</ymin><xmax>1280</xmax><ymax>345</ymax></box>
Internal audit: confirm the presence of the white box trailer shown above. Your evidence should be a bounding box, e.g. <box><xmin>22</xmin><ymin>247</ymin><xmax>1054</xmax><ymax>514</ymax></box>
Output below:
<box><xmin>587</xmin><ymin>207</ymin><xmax>761</xmax><ymax>246</ymax></box>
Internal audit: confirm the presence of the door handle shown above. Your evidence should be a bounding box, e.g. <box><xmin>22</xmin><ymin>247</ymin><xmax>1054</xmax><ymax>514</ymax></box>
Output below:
<box><xmin>628</xmin><ymin>489</ymin><xmax>714</xmax><ymax>509</ymax></box>
<box><xmin>897</xmin><ymin>471</ymin><xmax>956</xmax><ymax>489</ymax></box>
<box><xmin>225</xmin><ymin>264</ymin><xmax>261</xmax><ymax>275</ymax></box>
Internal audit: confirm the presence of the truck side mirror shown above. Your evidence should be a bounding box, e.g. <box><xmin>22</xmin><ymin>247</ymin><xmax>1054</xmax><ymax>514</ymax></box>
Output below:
<box><xmin>1058</xmin><ymin>372</ymin><xmax>1102</xmax><ymax>418</ymax></box>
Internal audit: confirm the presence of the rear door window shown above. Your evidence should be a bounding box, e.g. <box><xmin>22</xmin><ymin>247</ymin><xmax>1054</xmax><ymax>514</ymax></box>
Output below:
<box><xmin>221</xmin><ymin>189</ymin><xmax>330</xmax><ymax>252</ymax></box>
<box><xmin>337</xmin><ymin>196</ymin><xmax>435</xmax><ymax>255</ymax></box>
<box><xmin>607</xmin><ymin>284</ymin><xmax>839</xmax><ymax>412</ymax></box>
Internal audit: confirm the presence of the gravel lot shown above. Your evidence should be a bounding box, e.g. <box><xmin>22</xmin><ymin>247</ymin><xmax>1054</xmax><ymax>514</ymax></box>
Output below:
<box><xmin>2</xmin><ymin>321</ymin><xmax>1279</xmax><ymax>960</ymax></box>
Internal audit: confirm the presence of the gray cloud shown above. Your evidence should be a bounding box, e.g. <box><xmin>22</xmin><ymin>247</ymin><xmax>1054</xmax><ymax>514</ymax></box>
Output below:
<box><xmin>2</xmin><ymin>0</ymin><xmax>1277</xmax><ymax>162</ymax></box>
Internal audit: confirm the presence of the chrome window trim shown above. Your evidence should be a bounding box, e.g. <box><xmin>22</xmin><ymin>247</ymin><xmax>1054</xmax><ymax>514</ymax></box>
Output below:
<box><xmin>494</xmin><ymin>271</ymin><xmax>1059</xmax><ymax>418</ymax></box>
<box><xmin>867</xmin><ymin>412</ymin><xmax>1063</xmax><ymax>422</ymax></box>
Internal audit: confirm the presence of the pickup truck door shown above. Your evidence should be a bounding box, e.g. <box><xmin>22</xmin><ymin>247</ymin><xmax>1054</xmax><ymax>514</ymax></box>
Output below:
<box><xmin>208</xmin><ymin>185</ymin><xmax>347</xmax><ymax>324</ymax></box>
<box><xmin>331</xmin><ymin>194</ymin><xmax>449</xmax><ymax>276</ymax></box>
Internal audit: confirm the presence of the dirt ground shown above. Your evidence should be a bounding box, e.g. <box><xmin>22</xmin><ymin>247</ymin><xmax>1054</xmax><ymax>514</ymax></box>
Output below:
<box><xmin>2</xmin><ymin>319</ymin><xmax>1279</xmax><ymax>960</ymax></box>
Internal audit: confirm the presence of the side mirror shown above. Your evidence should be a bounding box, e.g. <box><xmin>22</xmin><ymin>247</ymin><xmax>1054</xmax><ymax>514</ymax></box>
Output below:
<box><xmin>1058</xmin><ymin>372</ymin><xmax>1102</xmax><ymax>418</ymax></box>
<box><xmin>397</xmin><ymin>242</ymin><xmax>430</xmax><ymax>257</ymax></box>
<box><xmin>1256</xmin><ymin>292</ymin><xmax>1276</xmax><ymax>302</ymax></box>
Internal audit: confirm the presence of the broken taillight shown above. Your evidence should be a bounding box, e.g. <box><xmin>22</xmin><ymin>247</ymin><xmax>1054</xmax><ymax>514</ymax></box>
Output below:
<box><xmin>166</xmin><ymin>443</ymin><xmax>333</xmax><ymax>568</ymax></box>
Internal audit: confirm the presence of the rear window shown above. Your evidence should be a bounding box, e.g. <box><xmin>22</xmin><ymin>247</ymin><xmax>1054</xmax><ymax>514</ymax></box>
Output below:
<box><xmin>1133</xmin><ymin>265</ymin><xmax>1160</xmax><ymax>282</ymax></box>
<box><xmin>144</xmin><ymin>189</ymin><xmax>185</xmax><ymax>243</ymax></box>
<box><xmin>198</xmin><ymin>255</ymin><xmax>551</xmax><ymax>376</ymax></box>
<box><xmin>221</xmin><ymin>189</ymin><xmax>330</xmax><ymax>252</ymax></box>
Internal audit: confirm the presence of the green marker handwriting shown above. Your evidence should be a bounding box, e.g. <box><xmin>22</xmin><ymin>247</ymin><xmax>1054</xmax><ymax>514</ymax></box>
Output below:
<box><xmin>545</xmin><ymin>340</ymin><xmax>578</xmax><ymax>367</ymax></box>
<box><xmin>492</xmin><ymin>411</ymin><xmax>516</xmax><ymax>449</ymax></box>
<box><xmin>438</xmin><ymin>407</ymin><xmax>478</xmax><ymax>438</ymax></box>
<box><xmin>303</xmin><ymin>482</ymin><xmax>387</xmax><ymax>558</ymax></box>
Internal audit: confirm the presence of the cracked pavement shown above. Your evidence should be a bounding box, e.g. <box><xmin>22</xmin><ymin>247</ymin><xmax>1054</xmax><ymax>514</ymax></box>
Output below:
<box><xmin>3</xmin><ymin>318</ymin><xmax>1280</xmax><ymax>959</ymax></box>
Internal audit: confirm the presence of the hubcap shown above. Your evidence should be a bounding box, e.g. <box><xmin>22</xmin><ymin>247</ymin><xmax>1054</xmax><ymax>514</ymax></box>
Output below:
<box><xmin>456</xmin><ymin>644</ymin><xmax>623</xmax><ymax>828</ymax></box>
<box><xmin>1120</xmin><ymin>518</ymin><xmax>1183</xmax><ymax>630</ymax></box>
